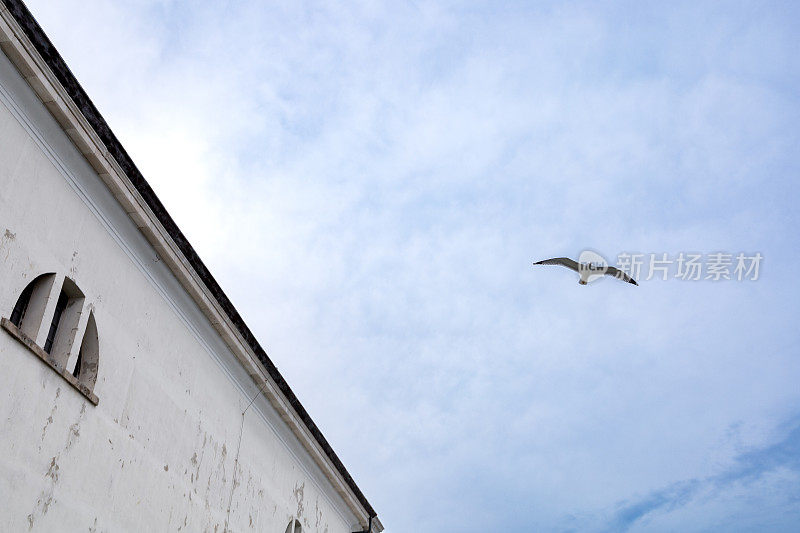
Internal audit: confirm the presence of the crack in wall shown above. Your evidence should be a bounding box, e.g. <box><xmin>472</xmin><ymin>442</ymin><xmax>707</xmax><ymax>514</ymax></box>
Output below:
<box><xmin>39</xmin><ymin>387</ymin><xmax>60</xmax><ymax>450</ymax></box>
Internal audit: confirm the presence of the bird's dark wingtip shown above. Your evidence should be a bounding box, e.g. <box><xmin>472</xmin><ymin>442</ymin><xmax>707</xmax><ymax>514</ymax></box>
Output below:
<box><xmin>630</xmin><ymin>279</ymin><xmax>638</xmax><ymax>286</ymax></box>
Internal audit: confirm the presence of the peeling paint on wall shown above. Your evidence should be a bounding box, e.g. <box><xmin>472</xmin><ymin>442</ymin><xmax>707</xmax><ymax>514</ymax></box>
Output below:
<box><xmin>38</xmin><ymin>387</ymin><xmax>60</xmax><ymax>449</ymax></box>
<box><xmin>26</xmin><ymin>402</ymin><xmax>86</xmax><ymax>530</ymax></box>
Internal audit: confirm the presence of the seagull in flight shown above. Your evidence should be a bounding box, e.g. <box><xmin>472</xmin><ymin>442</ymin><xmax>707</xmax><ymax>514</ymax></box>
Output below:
<box><xmin>533</xmin><ymin>257</ymin><xmax>638</xmax><ymax>286</ymax></box>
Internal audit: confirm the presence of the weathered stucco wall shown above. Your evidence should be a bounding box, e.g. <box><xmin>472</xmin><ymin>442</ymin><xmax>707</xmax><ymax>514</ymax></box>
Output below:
<box><xmin>0</xmin><ymin>45</ymin><xmax>360</xmax><ymax>533</ymax></box>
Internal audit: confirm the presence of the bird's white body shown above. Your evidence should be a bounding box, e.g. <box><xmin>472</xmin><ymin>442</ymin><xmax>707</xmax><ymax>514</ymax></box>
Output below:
<box><xmin>578</xmin><ymin>262</ymin><xmax>605</xmax><ymax>284</ymax></box>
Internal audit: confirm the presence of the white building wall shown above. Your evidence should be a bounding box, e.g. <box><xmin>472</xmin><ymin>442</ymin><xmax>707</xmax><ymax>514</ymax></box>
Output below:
<box><xmin>0</xmin><ymin>46</ymin><xmax>360</xmax><ymax>533</ymax></box>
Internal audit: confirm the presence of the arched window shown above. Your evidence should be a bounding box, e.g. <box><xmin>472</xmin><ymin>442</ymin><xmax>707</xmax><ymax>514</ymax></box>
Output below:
<box><xmin>70</xmin><ymin>311</ymin><xmax>98</xmax><ymax>390</ymax></box>
<box><xmin>46</xmin><ymin>277</ymin><xmax>85</xmax><ymax>363</ymax></box>
<box><xmin>3</xmin><ymin>273</ymin><xmax>99</xmax><ymax>405</ymax></box>
<box><xmin>9</xmin><ymin>277</ymin><xmax>35</xmax><ymax>326</ymax></box>
<box><xmin>9</xmin><ymin>273</ymin><xmax>56</xmax><ymax>339</ymax></box>
<box><xmin>284</xmin><ymin>519</ymin><xmax>302</xmax><ymax>533</ymax></box>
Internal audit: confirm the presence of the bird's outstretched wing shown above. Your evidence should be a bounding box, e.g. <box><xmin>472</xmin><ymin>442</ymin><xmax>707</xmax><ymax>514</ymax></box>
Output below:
<box><xmin>605</xmin><ymin>266</ymin><xmax>638</xmax><ymax>285</ymax></box>
<box><xmin>533</xmin><ymin>257</ymin><xmax>580</xmax><ymax>272</ymax></box>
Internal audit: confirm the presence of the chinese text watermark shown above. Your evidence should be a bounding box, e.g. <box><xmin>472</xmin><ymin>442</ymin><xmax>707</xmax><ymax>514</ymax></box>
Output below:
<box><xmin>614</xmin><ymin>252</ymin><xmax>763</xmax><ymax>282</ymax></box>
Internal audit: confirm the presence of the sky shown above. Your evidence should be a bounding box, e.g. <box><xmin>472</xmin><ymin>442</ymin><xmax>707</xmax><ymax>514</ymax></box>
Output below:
<box><xmin>20</xmin><ymin>0</ymin><xmax>800</xmax><ymax>531</ymax></box>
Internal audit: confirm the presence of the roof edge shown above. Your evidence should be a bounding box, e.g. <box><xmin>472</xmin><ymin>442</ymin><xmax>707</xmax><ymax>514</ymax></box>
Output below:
<box><xmin>0</xmin><ymin>0</ymin><xmax>377</xmax><ymax>521</ymax></box>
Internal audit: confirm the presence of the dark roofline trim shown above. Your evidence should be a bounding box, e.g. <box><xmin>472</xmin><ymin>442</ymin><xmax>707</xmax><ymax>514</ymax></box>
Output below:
<box><xmin>2</xmin><ymin>0</ymin><xmax>375</xmax><ymax>518</ymax></box>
